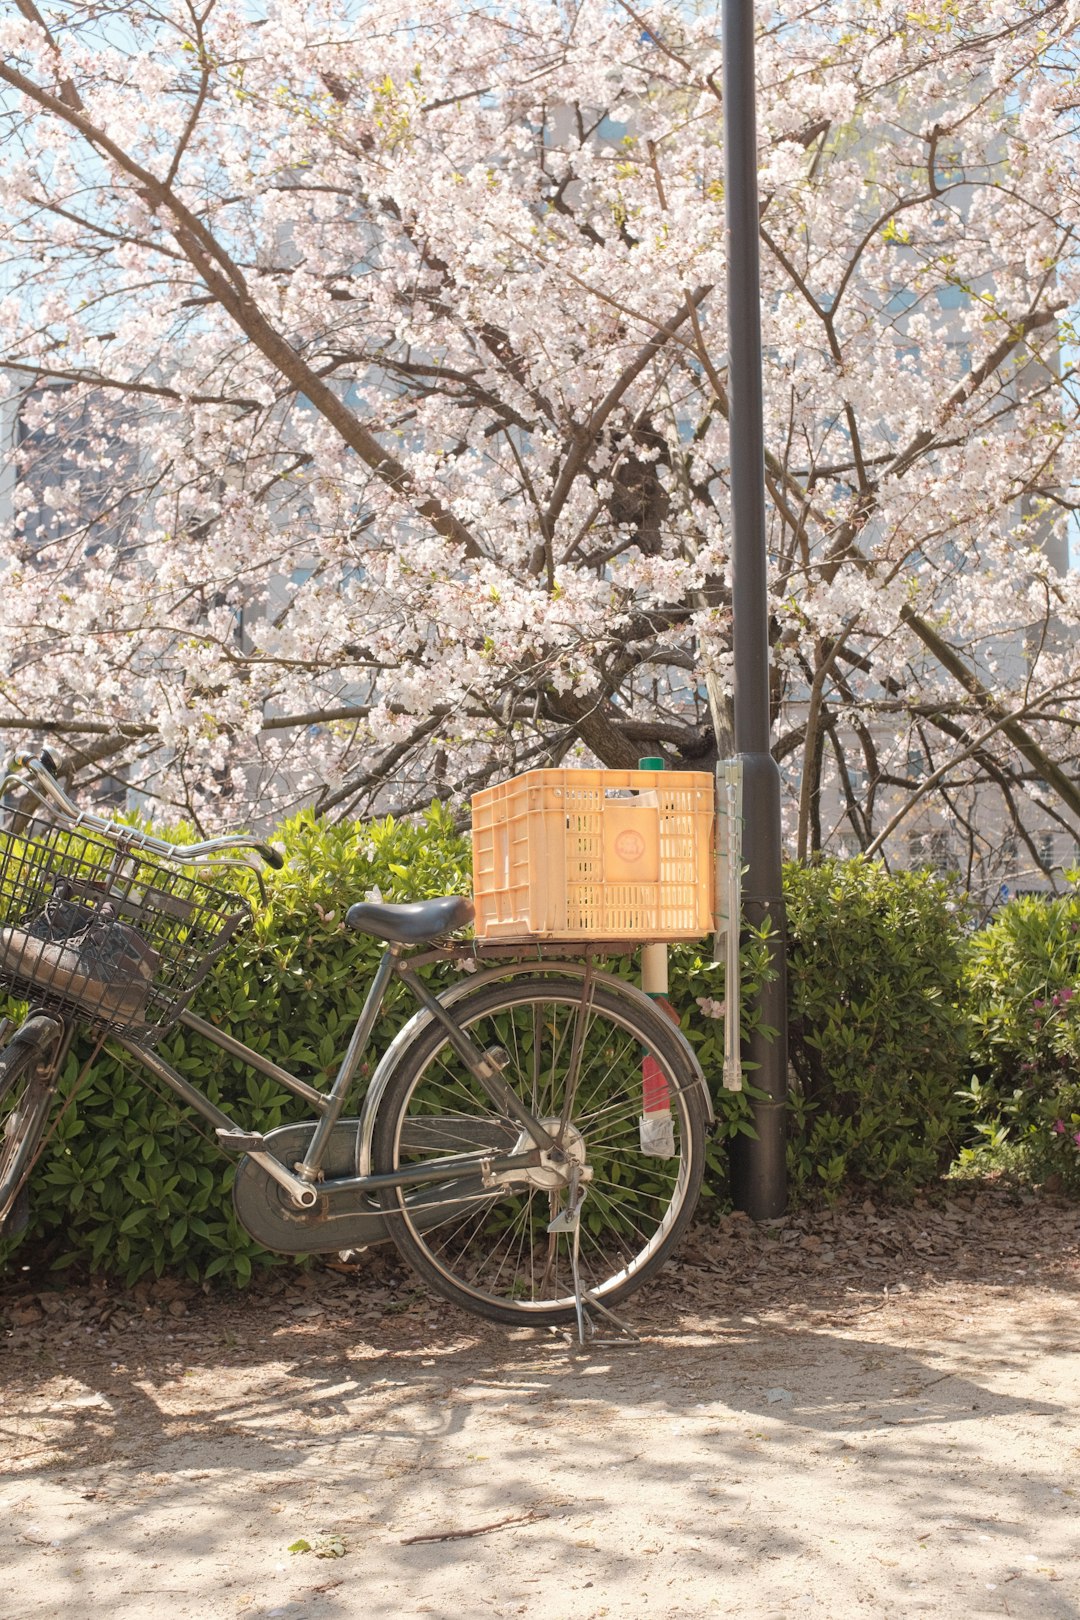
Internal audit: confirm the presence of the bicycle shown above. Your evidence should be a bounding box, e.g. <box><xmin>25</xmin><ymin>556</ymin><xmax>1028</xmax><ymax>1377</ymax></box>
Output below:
<box><xmin>0</xmin><ymin>752</ymin><xmax>713</xmax><ymax>1336</ymax></box>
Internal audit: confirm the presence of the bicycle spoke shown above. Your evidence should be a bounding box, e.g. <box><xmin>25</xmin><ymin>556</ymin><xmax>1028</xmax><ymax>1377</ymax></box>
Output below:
<box><xmin>580</xmin><ymin>1183</ymin><xmax>664</xmax><ymax>1255</ymax></box>
<box><xmin>424</xmin><ymin>1195</ymin><xmax>501</xmax><ymax>1261</ymax></box>
<box><xmin>571</xmin><ymin>1031</ymin><xmax>642</xmax><ymax>1123</ymax></box>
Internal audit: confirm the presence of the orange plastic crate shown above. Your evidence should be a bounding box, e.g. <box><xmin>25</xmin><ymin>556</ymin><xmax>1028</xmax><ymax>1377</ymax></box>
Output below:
<box><xmin>471</xmin><ymin>769</ymin><xmax>715</xmax><ymax>942</ymax></box>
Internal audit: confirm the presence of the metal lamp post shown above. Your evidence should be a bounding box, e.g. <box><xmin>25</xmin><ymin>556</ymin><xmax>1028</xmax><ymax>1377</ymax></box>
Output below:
<box><xmin>722</xmin><ymin>0</ymin><xmax>788</xmax><ymax>1218</ymax></box>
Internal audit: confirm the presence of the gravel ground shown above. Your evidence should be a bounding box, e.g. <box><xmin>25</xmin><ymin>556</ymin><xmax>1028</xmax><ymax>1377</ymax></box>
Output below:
<box><xmin>1</xmin><ymin>1187</ymin><xmax>1078</xmax><ymax>1620</ymax></box>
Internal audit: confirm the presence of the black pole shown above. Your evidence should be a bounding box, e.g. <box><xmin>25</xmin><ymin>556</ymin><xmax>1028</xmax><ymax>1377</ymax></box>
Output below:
<box><xmin>722</xmin><ymin>0</ymin><xmax>788</xmax><ymax>1219</ymax></box>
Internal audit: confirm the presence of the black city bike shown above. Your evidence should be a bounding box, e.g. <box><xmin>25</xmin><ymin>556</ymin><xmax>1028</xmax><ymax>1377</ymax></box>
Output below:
<box><xmin>0</xmin><ymin>753</ymin><xmax>712</xmax><ymax>1336</ymax></box>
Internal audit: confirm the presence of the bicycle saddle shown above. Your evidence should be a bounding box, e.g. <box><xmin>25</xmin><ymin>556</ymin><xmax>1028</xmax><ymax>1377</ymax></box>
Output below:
<box><xmin>344</xmin><ymin>895</ymin><xmax>474</xmax><ymax>945</ymax></box>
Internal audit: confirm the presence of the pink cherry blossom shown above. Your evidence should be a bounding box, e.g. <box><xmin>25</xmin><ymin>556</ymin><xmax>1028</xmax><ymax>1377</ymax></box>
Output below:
<box><xmin>0</xmin><ymin>1</ymin><xmax>1074</xmax><ymax>867</ymax></box>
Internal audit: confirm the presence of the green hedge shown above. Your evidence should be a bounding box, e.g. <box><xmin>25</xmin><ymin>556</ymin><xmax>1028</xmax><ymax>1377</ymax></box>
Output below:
<box><xmin>783</xmin><ymin>859</ymin><xmax>969</xmax><ymax>1199</ymax></box>
<box><xmin>958</xmin><ymin>891</ymin><xmax>1080</xmax><ymax>1193</ymax></box>
<box><xmin>0</xmin><ymin>816</ymin><xmax>1046</xmax><ymax>1288</ymax></box>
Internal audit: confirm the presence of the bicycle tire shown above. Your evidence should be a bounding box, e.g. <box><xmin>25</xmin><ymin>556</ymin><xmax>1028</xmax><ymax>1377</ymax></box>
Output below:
<box><xmin>371</xmin><ymin>977</ymin><xmax>708</xmax><ymax>1326</ymax></box>
<box><xmin>0</xmin><ymin>1016</ymin><xmax>63</xmax><ymax>1237</ymax></box>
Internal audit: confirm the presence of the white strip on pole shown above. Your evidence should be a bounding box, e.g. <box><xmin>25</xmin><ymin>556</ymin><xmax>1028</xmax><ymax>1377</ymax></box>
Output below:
<box><xmin>716</xmin><ymin>759</ymin><xmax>744</xmax><ymax>1091</ymax></box>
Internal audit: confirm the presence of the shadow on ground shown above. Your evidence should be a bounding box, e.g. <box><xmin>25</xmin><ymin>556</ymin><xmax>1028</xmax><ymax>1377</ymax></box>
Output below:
<box><xmin>2</xmin><ymin>1188</ymin><xmax>1078</xmax><ymax>1620</ymax></box>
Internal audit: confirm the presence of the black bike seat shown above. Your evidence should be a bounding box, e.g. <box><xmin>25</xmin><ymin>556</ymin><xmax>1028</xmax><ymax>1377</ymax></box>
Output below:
<box><xmin>344</xmin><ymin>895</ymin><xmax>474</xmax><ymax>946</ymax></box>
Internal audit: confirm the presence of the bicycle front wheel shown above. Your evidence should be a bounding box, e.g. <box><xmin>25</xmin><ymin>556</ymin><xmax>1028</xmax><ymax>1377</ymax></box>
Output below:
<box><xmin>0</xmin><ymin>1016</ymin><xmax>63</xmax><ymax>1236</ymax></box>
<box><xmin>371</xmin><ymin>977</ymin><xmax>708</xmax><ymax>1325</ymax></box>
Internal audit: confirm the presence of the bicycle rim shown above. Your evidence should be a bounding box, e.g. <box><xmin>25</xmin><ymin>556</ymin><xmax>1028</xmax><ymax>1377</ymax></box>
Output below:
<box><xmin>0</xmin><ymin>1030</ymin><xmax>59</xmax><ymax>1232</ymax></box>
<box><xmin>372</xmin><ymin>978</ymin><xmax>706</xmax><ymax>1325</ymax></box>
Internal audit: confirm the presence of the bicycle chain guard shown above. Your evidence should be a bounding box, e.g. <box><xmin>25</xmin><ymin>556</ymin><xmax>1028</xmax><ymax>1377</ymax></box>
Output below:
<box><xmin>231</xmin><ymin>1119</ymin><xmax>394</xmax><ymax>1255</ymax></box>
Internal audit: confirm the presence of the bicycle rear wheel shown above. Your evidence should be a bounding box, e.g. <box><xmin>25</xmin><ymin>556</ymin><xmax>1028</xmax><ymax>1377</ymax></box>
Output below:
<box><xmin>371</xmin><ymin>977</ymin><xmax>708</xmax><ymax>1326</ymax></box>
<box><xmin>0</xmin><ymin>1015</ymin><xmax>64</xmax><ymax>1237</ymax></box>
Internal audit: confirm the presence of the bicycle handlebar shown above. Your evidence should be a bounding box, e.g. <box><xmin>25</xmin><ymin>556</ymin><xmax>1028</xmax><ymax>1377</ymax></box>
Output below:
<box><xmin>2</xmin><ymin>751</ymin><xmax>286</xmax><ymax>872</ymax></box>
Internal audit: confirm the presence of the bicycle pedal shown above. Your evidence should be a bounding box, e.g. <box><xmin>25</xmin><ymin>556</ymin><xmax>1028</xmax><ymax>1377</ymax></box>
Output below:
<box><xmin>215</xmin><ymin>1128</ymin><xmax>267</xmax><ymax>1153</ymax></box>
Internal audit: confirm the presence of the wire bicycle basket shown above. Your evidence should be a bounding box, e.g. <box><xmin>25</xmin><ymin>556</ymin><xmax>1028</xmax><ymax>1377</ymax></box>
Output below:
<box><xmin>0</xmin><ymin>813</ymin><xmax>251</xmax><ymax>1044</ymax></box>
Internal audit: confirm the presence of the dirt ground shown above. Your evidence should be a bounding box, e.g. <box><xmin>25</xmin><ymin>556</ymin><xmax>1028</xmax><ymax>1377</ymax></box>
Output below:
<box><xmin>1</xmin><ymin>1187</ymin><xmax>1078</xmax><ymax>1620</ymax></box>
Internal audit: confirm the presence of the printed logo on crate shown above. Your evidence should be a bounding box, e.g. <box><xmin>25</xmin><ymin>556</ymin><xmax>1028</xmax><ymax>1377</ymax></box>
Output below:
<box><xmin>605</xmin><ymin>808</ymin><xmax>659</xmax><ymax>883</ymax></box>
<box><xmin>613</xmin><ymin>829</ymin><xmax>646</xmax><ymax>862</ymax></box>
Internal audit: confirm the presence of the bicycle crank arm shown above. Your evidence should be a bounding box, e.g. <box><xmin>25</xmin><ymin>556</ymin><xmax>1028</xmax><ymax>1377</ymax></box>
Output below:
<box><xmin>248</xmin><ymin>1150</ymin><xmax>320</xmax><ymax>1207</ymax></box>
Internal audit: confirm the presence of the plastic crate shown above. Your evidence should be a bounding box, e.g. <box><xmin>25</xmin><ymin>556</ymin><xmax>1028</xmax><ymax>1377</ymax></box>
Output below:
<box><xmin>471</xmin><ymin>768</ymin><xmax>715</xmax><ymax>942</ymax></box>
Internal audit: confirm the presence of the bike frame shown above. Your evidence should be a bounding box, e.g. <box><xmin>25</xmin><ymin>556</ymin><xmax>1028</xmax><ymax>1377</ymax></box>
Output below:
<box><xmin>112</xmin><ymin>943</ymin><xmax>574</xmax><ymax>1214</ymax></box>
<box><xmin>109</xmin><ymin>946</ymin><xmax>713</xmax><ymax>1208</ymax></box>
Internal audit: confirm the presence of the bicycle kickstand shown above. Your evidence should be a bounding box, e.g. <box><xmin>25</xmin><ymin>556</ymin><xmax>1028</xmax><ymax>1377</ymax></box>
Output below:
<box><xmin>547</xmin><ymin>1166</ymin><xmax>640</xmax><ymax>1348</ymax></box>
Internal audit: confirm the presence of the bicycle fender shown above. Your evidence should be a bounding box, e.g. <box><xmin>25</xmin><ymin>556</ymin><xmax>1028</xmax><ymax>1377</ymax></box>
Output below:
<box><xmin>5</xmin><ymin>1010</ymin><xmax>64</xmax><ymax>1057</ymax></box>
<box><xmin>356</xmin><ymin>962</ymin><xmax>714</xmax><ymax>1178</ymax></box>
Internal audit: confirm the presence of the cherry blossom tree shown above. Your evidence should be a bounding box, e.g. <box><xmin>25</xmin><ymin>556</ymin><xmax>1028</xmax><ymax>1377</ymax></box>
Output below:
<box><xmin>1</xmin><ymin>0</ymin><xmax>1079</xmax><ymax>888</ymax></box>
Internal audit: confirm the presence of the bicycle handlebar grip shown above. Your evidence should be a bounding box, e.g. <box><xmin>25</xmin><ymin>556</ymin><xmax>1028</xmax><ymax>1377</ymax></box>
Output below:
<box><xmin>254</xmin><ymin>842</ymin><xmax>285</xmax><ymax>871</ymax></box>
<box><xmin>7</xmin><ymin>748</ymin><xmax>62</xmax><ymax>778</ymax></box>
